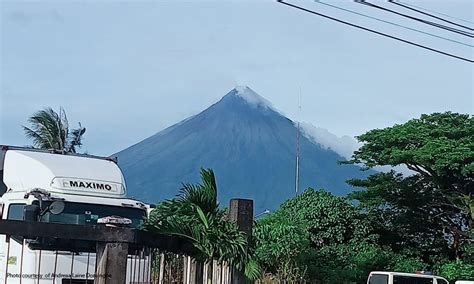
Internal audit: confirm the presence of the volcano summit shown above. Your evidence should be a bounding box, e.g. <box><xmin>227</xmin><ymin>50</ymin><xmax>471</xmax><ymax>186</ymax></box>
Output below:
<box><xmin>115</xmin><ymin>87</ymin><xmax>368</xmax><ymax>211</ymax></box>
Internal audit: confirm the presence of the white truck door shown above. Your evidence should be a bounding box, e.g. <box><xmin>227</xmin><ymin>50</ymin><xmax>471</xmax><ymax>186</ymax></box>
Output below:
<box><xmin>0</xmin><ymin>203</ymin><xmax>5</xmax><ymax>283</ymax></box>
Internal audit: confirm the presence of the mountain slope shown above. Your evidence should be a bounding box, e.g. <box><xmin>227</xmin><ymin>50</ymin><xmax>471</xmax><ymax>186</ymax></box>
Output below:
<box><xmin>115</xmin><ymin>87</ymin><xmax>369</xmax><ymax>212</ymax></box>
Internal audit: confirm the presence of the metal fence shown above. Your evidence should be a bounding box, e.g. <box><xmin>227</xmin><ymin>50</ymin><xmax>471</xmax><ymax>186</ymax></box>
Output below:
<box><xmin>0</xmin><ymin>199</ymin><xmax>252</xmax><ymax>284</ymax></box>
<box><xmin>0</xmin><ymin>220</ymin><xmax>193</xmax><ymax>284</ymax></box>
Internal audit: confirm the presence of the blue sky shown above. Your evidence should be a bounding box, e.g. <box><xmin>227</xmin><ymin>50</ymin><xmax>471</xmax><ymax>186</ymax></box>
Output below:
<box><xmin>1</xmin><ymin>0</ymin><xmax>472</xmax><ymax>155</ymax></box>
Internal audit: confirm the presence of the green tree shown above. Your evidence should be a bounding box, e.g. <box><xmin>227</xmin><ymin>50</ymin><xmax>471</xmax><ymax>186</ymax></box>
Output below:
<box><xmin>23</xmin><ymin>107</ymin><xmax>86</xmax><ymax>153</ymax></box>
<box><xmin>437</xmin><ymin>260</ymin><xmax>474</xmax><ymax>282</ymax></box>
<box><xmin>254</xmin><ymin>188</ymin><xmax>429</xmax><ymax>283</ymax></box>
<box><xmin>345</xmin><ymin>112</ymin><xmax>473</xmax><ymax>260</ymax></box>
<box><xmin>278</xmin><ymin>189</ymin><xmax>375</xmax><ymax>247</ymax></box>
<box><xmin>254</xmin><ymin>188</ymin><xmax>386</xmax><ymax>283</ymax></box>
<box><xmin>254</xmin><ymin>213</ymin><xmax>309</xmax><ymax>281</ymax></box>
<box><xmin>145</xmin><ymin>168</ymin><xmax>260</xmax><ymax>281</ymax></box>
<box><xmin>303</xmin><ymin>241</ymin><xmax>425</xmax><ymax>284</ymax></box>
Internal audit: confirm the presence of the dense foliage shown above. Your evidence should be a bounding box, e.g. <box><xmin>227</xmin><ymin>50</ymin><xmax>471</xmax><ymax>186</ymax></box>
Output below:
<box><xmin>254</xmin><ymin>189</ymin><xmax>425</xmax><ymax>283</ymax></box>
<box><xmin>23</xmin><ymin>107</ymin><xmax>86</xmax><ymax>153</ymax></box>
<box><xmin>437</xmin><ymin>260</ymin><xmax>474</xmax><ymax>282</ymax></box>
<box><xmin>254</xmin><ymin>112</ymin><xmax>473</xmax><ymax>283</ymax></box>
<box><xmin>145</xmin><ymin>168</ymin><xmax>260</xmax><ymax>280</ymax></box>
<box><xmin>346</xmin><ymin>112</ymin><xmax>473</xmax><ymax>261</ymax></box>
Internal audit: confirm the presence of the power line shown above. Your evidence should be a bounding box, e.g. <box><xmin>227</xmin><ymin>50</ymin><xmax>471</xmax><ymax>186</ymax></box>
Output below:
<box><xmin>356</xmin><ymin>0</ymin><xmax>474</xmax><ymax>38</ymax></box>
<box><xmin>389</xmin><ymin>0</ymin><xmax>474</xmax><ymax>31</ymax></box>
<box><xmin>360</xmin><ymin>0</ymin><xmax>474</xmax><ymax>37</ymax></box>
<box><xmin>395</xmin><ymin>0</ymin><xmax>474</xmax><ymax>25</ymax></box>
<box><xmin>314</xmin><ymin>0</ymin><xmax>473</xmax><ymax>48</ymax></box>
<box><xmin>276</xmin><ymin>0</ymin><xmax>473</xmax><ymax>63</ymax></box>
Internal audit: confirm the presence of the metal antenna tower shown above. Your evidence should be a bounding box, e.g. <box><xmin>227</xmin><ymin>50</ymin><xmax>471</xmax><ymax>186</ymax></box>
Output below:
<box><xmin>295</xmin><ymin>87</ymin><xmax>302</xmax><ymax>196</ymax></box>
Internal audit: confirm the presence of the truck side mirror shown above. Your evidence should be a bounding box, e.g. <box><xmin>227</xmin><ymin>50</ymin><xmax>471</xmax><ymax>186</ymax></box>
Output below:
<box><xmin>24</xmin><ymin>204</ymin><xmax>40</xmax><ymax>222</ymax></box>
<box><xmin>48</xmin><ymin>201</ymin><xmax>65</xmax><ymax>215</ymax></box>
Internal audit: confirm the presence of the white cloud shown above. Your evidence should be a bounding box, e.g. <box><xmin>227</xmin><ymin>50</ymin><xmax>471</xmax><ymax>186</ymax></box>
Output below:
<box><xmin>300</xmin><ymin>122</ymin><xmax>361</xmax><ymax>159</ymax></box>
<box><xmin>301</xmin><ymin>122</ymin><xmax>414</xmax><ymax>175</ymax></box>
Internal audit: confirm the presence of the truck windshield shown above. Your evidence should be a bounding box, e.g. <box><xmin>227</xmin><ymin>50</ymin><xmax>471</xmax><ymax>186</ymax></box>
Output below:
<box><xmin>369</xmin><ymin>274</ymin><xmax>389</xmax><ymax>284</ymax></box>
<box><xmin>393</xmin><ymin>276</ymin><xmax>433</xmax><ymax>284</ymax></box>
<box><xmin>39</xmin><ymin>201</ymin><xmax>146</xmax><ymax>229</ymax></box>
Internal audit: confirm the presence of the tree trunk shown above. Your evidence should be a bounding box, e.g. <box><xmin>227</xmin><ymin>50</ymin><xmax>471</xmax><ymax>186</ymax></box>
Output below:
<box><xmin>453</xmin><ymin>231</ymin><xmax>460</xmax><ymax>260</ymax></box>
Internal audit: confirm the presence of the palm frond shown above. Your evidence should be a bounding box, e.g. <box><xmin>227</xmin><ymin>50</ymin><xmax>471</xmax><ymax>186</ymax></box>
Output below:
<box><xmin>145</xmin><ymin>168</ymin><xmax>258</xmax><ymax>278</ymax></box>
<box><xmin>178</xmin><ymin>179</ymin><xmax>218</xmax><ymax>214</ymax></box>
<box><xmin>23</xmin><ymin>107</ymin><xmax>86</xmax><ymax>153</ymax></box>
<box><xmin>244</xmin><ymin>258</ymin><xmax>262</xmax><ymax>280</ymax></box>
<box><xmin>195</xmin><ymin>206</ymin><xmax>210</xmax><ymax>229</ymax></box>
<box><xmin>67</xmin><ymin>123</ymin><xmax>86</xmax><ymax>153</ymax></box>
<box><xmin>57</xmin><ymin>107</ymin><xmax>69</xmax><ymax>150</ymax></box>
<box><xmin>200</xmin><ymin>168</ymin><xmax>217</xmax><ymax>196</ymax></box>
<box><xmin>24</xmin><ymin>107</ymin><xmax>67</xmax><ymax>150</ymax></box>
<box><xmin>22</xmin><ymin>126</ymin><xmax>51</xmax><ymax>148</ymax></box>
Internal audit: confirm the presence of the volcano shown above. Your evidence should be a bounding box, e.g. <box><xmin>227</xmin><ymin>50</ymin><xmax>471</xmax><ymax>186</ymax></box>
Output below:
<box><xmin>115</xmin><ymin>86</ymin><xmax>368</xmax><ymax>211</ymax></box>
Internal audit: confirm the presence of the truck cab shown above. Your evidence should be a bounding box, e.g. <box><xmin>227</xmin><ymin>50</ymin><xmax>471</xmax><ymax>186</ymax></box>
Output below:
<box><xmin>0</xmin><ymin>146</ymin><xmax>149</xmax><ymax>283</ymax></box>
<box><xmin>368</xmin><ymin>271</ymin><xmax>449</xmax><ymax>284</ymax></box>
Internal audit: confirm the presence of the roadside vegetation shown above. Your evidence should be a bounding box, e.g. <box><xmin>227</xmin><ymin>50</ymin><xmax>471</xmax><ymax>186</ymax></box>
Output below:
<box><xmin>145</xmin><ymin>168</ymin><xmax>261</xmax><ymax>281</ymax></box>
<box><xmin>23</xmin><ymin>107</ymin><xmax>86</xmax><ymax>153</ymax></box>
<box><xmin>254</xmin><ymin>112</ymin><xmax>473</xmax><ymax>283</ymax></box>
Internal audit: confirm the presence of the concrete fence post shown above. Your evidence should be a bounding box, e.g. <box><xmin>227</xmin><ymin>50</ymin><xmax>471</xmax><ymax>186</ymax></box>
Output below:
<box><xmin>96</xmin><ymin>242</ymin><xmax>129</xmax><ymax>284</ymax></box>
<box><xmin>228</xmin><ymin>198</ymin><xmax>254</xmax><ymax>284</ymax></box>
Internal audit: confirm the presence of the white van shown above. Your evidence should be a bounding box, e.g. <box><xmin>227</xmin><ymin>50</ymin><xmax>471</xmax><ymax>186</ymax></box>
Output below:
<box><xmin>0</xmin><ymin>146</ymin><xmax>150</xmax><ymax>283</ymax></box>
<box><xmin>368</xmin><ymin>271</ymin><xmax>449</xmax><ymax>284</ymax></box>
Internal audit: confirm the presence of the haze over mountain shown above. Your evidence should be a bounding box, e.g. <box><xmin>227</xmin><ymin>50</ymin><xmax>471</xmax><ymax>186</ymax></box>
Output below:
<box><xmin>115</xmin><ymin>87</ymin><xmax>370</xmax><ymax>211</ymax></box>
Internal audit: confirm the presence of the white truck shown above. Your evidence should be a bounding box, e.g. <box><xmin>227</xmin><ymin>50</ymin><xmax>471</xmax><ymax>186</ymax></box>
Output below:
<box><xmin>367</xmin><ymin>271</ymin><xmax>449</xmax><ymax>284</ymax></box>
<box><xmin>0</xmin><ymin>146</ymin><xmax>150</xmax><ymax>283</ymax></box>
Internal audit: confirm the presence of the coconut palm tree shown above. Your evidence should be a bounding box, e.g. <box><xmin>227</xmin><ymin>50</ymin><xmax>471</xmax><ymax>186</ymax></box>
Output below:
<box><xmin>23</xmin><ymin>107</ymin><xmax>86</xmax><ymax>153</ymax></box>
<box><xmin>145</xmin><ymin>168</ymin><xmax>261</xmax><ymax>282</ymax></box>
